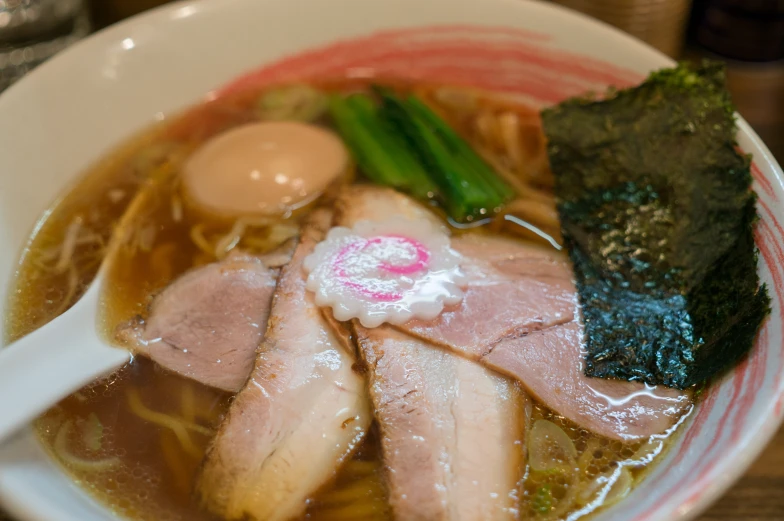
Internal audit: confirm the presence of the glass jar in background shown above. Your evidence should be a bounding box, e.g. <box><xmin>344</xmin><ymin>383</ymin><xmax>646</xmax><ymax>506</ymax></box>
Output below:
<box><xmin>0</xmin><ymin>0</ymin><xmax>90</xmax><ymax>91</ymax></box>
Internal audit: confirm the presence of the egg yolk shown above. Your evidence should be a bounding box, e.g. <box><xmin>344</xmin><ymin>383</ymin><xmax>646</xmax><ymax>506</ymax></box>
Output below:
<box><xmin>182</xmin><ymin>121</ymin><xmax>349</xmax><ymax>216</ymax></box>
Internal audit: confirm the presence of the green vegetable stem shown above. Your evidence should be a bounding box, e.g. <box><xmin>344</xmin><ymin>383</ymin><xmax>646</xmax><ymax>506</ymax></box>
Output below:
<box><xmin>327</xmin><ymin>87</ymin><xmax>515</xmax><ymax>222</ymax></box>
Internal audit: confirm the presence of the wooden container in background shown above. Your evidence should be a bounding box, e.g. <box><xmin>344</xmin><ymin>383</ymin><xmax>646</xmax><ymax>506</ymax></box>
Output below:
<box><xmin>549</xmin><ymin>0</ymin><xmax>693</xmax><ymax>57</ymax></box>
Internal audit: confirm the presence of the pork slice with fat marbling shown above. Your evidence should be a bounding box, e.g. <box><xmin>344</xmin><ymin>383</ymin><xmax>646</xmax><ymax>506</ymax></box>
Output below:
<box><xmin>355</xmin><ymin>324</ymin><xmax>528</xmax><ymax>521</ymax></box>
<box><xmin>116</xmin><ymin>250</ymin><xmax>282</xmax><ymax>393</ymax></box>
<box><xmin>334</xmin><ymin>186</ymin><xmax>691</xmax><ymax>440</ymax></box>
<box><xmin>197</xmin><ymin>209</ymin><xmax>372</xmax><ymax>521</ymax></box>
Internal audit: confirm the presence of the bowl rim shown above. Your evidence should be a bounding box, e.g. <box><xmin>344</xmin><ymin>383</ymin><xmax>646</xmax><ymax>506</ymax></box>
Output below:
<box><xmin>0</xmin><ymin>1</ymin><xmax>782</xmax><ymax>521</ymax></box>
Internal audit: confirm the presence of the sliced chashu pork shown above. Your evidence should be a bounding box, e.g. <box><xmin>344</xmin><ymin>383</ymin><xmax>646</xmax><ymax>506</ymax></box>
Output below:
<box><xmin>408</xmin><ymin>234</ymin><xmax>691</xmax><ymax>440</ymax></box>
<box><xmin>197</xmin><ymin>210</ymin><xmax>372</xmax><ymax>521</ymax></box>
<box><xmin>335</xmin><ymin>186</ymin><xmax>691</xmax><ymax>440</ymax></box>
<box><xmin>116</xmin><ymin>249</ymin><xmax>285</xmax><ymax>392</ymax></box>
<box><xmin>355</xmin><ymin>324</ymin><xmax>528</xmax><ymax>521</ymax></box>
<box><xmin>406</xmin><ymin>234</ymin><xmax>576</xmax><ymax>352</ymax></box>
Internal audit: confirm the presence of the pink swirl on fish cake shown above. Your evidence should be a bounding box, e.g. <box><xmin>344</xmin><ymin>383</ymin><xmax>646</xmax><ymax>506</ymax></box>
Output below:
<box><xmin>304</xmin><ymin>217</ymin><xmax>465</xmax><ymax>328</ymax></box>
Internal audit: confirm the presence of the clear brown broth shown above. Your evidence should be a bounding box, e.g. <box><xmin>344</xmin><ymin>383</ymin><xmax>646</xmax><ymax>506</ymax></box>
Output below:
<box><xmin>4</xmin><ymin>81</ymin><xmax>683</xmax><ymax>521</ymax></box>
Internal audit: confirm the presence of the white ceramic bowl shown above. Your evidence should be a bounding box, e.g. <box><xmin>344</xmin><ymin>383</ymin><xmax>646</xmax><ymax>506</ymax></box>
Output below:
<box><xmin>0</xmin><ymin>1</ymin><xmax>782</xmax><ymax>520</ymax></box>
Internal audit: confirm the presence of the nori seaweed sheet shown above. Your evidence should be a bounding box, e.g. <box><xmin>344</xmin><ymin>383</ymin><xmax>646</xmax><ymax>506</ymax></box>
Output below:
<box><xmin>541</xmin><ymin>61</ymin><xmax>770</xmax><ymax>389</ymax></box>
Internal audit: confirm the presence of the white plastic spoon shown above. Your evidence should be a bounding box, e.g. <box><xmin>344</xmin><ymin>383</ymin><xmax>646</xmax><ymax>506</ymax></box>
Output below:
<box><xmin>0</xmin><ymin>277</ymin><xmax>130</xmax><ymax>443</ymax></box>
<box><xmin>0</xmin><ymin>184</ymin><xmax>159</xmax><ymax>443</ymax></box>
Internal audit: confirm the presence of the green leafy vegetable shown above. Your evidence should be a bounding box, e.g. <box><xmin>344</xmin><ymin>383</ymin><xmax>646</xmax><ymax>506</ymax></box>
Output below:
<box><xmin>542</xmin><ymin>61</ymin><xmax>770</xmax><ymax>389</ymax></box>
<box><xmin>327</xmin><ymin>88</ymin><xmax>514</xmax><ymax>222</ymax></box>
<box><xmin>377</xmin><ymin>87</ymin><xmax>515</xmax><ymax>221</ymax></box>
<box><xmin>328</xmin><ymin>94</ymin><xmax>438</xmax><ymax>199</ymax></box>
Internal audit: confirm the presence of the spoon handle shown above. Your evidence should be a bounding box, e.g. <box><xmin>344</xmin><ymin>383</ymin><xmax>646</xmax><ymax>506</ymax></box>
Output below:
<box><xmin>0</xmin><ymin>294</ymin><xmax>130</xmax><ymax>443</ymax></box>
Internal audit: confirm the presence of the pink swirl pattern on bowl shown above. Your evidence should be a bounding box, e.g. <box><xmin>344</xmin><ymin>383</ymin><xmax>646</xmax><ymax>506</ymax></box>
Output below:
<box><xmin>216</xmin><ymin>25</ymin><xmax>784</xmax><ymax>521</ymax></box>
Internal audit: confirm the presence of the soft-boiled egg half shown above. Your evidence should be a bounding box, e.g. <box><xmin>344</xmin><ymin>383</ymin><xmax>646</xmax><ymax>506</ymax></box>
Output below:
<box><xmin>182</xmin><ymin>121</ymin><xmax>350</xmax><ymax>217</ymax></box>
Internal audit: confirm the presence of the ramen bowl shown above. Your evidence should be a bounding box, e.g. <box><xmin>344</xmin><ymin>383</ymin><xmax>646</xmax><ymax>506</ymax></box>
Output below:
<box><xmin>0</xmin><ymin>0</ymin><xmax>782</xmax><ymax>520</ymax></box>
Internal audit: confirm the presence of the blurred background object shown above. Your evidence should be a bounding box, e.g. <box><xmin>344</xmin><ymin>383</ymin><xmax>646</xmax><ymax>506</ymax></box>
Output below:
<box><xmin>549</xmin><ymin>0</ymin><xmax>693</xmax><ymax>57</ymax></box>
<box><xmin>88</xmin><ymin>0</ymin><xmax>174</xmax><ymax>29</ymax></box>
<box><xmin>0</xmin><ymin>0</ymin><xmax>90</xmax><ymax>91</ymax></box>
<box><xmin>689</xmin><ymin>0</ymin><xmax>784</xmax><ymax>62</ymax></box>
